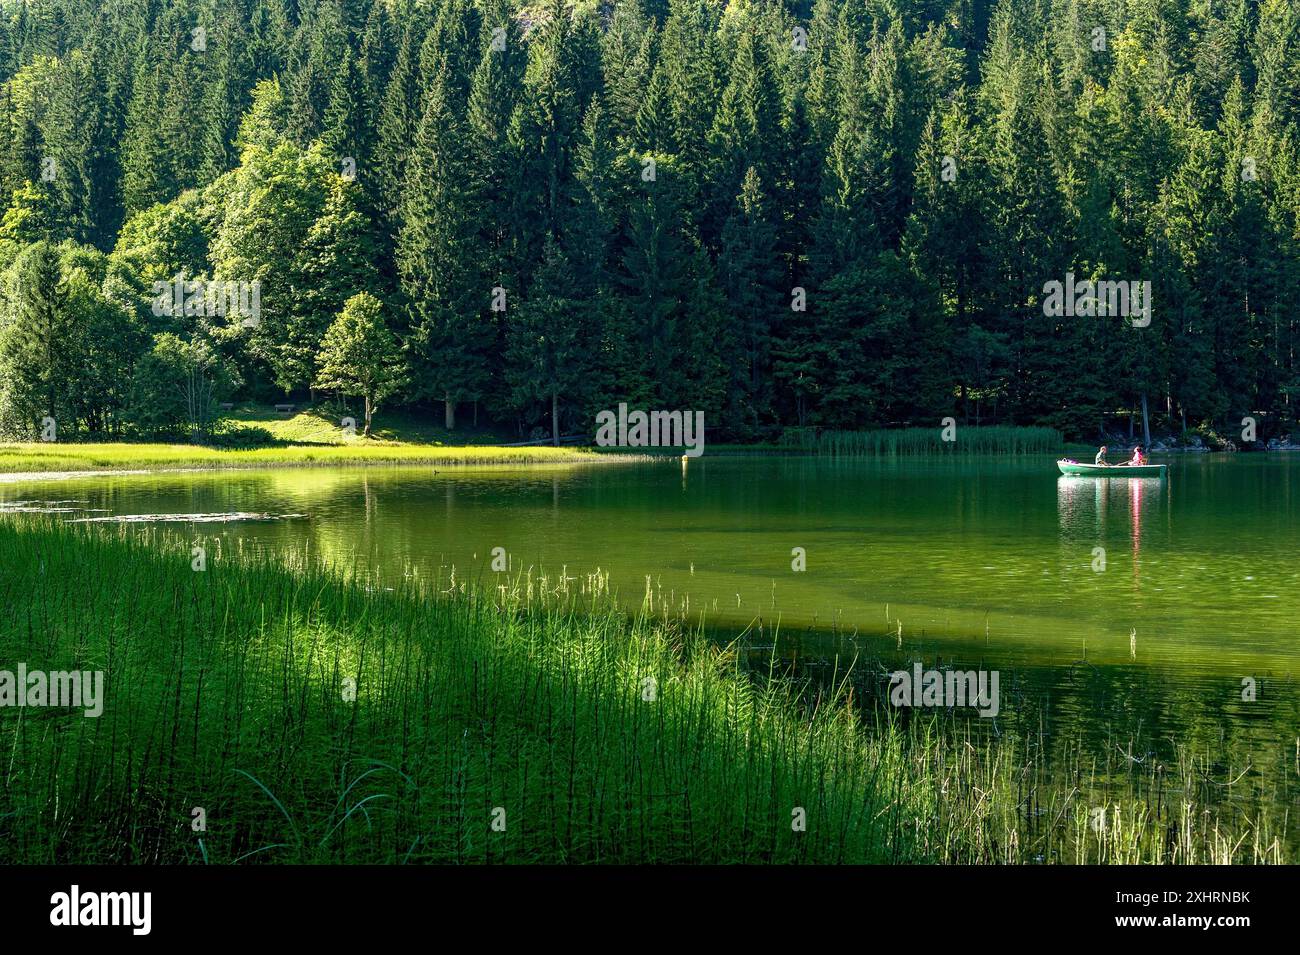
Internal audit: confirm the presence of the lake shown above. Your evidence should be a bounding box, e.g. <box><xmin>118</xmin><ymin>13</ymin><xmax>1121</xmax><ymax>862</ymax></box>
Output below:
<box><xmin>4</xmin><ymin>453</ymin><xmax>1298</xmax><ymax>847</ymax></box>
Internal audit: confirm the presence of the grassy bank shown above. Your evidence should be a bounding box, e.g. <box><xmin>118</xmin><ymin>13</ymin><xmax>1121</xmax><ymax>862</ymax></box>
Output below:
<box><xmin>0</xmin><ymin>440</ymin><xmax>600</xmax><ymax>474</ymax></box>
<box><xmin>0</xmin><ymin>406</ymin><xmax>606</xmax><ymax>474</ymax></box>
<box><xmin>0</xmin><ymin>520</ymin><xmax>1283</xmax><ymax>864</ymax></box>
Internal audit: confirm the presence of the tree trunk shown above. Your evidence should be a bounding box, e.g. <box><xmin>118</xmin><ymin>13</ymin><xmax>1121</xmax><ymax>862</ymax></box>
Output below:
<box><xmin>364</xmin><ymin>394</ymin><xmax>372</xmax><ymax>438</ymax></box>
<box><xmin>1140</xmin><ymin>393</ymin><xmax>1151</xmax><ymax>447</ymax></box>
<box><xmin>551</xmin><ymin>391</ymin><xmax>560</xmax><ymax>446</ymax></box>
<box><xmin>444</xmin><ymin>395</ymin><xmax>455</xmax><ymax>430</ymax></box>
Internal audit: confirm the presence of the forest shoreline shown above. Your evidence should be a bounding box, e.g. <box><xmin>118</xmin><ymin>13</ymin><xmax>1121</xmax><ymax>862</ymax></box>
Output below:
<box><xmin>4</xmin><ymin>1</ymin><xmax>1297</xmax><ymax>457</ymax></box>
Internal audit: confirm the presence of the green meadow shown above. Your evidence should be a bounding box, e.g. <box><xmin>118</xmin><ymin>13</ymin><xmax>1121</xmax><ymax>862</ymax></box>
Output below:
<box><xmin>0</xmin><ymin>439</ymin><xmax>596</xmax><ymax>474</ymax></box>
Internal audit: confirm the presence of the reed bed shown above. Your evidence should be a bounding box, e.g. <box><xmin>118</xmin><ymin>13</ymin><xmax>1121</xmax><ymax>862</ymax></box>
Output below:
<box><xmin>788</xmin><ymin>426</ymin><xmax>1063</xmax><ymax>457</ymax></box>
<box><xmin>0</xmin><ymin>520</ymin><xmax>1283</xmax><ymax>864</ymax></box>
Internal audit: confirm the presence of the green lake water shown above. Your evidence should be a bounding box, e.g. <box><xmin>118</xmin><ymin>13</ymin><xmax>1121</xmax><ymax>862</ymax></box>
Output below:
<box><xmin>4</xmin><ymin>453</ymin><xmax>1298</xmax><ymax>842</ymax></box>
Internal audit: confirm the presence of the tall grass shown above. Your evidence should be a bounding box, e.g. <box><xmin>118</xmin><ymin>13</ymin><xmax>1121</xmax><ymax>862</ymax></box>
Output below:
<box><xmin>0</xmin><ymin>520</ymin><xmax>1283</xmax><ymax>864</ymax></box>
<box><xmin>787</xmin><ymin>426</ymin><xmax>1063</xmax><ymax>456</ymax></box>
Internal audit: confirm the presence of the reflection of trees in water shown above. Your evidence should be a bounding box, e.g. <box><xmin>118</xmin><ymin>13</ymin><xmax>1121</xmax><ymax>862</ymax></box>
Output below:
<box><xmin>271</xmin><ymin>467</ymin><xmax>592</xmax><ymax>582</ymax></box>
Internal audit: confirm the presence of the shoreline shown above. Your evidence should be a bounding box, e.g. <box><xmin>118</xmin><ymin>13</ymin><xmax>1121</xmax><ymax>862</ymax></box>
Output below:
<box><xmin>0</xmin><ymin>460</ymin><xmax>620</xmax><ymax>483</ymax></box>
<box><xmin>2</xmin><ymin>437</ymin><xmax>1296</xmax><ymax>481</ymax></box>
<box><xmin>0</xmin><ymin>441</ymin><xmax>626</xmax><ymax>477</ymax></box>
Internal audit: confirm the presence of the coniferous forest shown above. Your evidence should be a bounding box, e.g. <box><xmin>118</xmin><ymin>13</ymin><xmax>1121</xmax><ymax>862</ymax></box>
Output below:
<box><xmin>0</xmin><ymin>0</ymin><xmax>1298</xmax><ymax>443</ymax></box>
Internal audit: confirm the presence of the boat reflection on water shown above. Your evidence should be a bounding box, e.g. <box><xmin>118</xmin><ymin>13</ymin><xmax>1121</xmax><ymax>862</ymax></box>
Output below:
<box><xmin>1056</xmin><ymin>475</ymin><xmax>1166</xmax><ymax>567</ymax></box>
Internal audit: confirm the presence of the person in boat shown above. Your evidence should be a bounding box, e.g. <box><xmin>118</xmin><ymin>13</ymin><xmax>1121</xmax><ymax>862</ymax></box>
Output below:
<box><xmin>1126</xmin><ymin>445</ymin><xmax>1145</xmax><ymax>466</ymax></box>
<box><xmin>1094</xmin><ymin>445</ymin><xmax>1109</xmax><ymax>467</ymax></box>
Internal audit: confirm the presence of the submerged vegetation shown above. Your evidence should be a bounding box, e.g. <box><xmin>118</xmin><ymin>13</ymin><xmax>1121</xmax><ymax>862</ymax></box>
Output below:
<box><xmin>0</xmin><ymin>520</ymin><xmax>1284</xmax><ymax>864</ymax></box>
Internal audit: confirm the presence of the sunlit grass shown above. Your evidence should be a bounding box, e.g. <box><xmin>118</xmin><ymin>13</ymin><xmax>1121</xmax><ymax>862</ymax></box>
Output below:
<box><xmin>218</xmin><ymin>407</ymin><xmax>509</xmax><ymax>446</ymax></box>
<box><xmin>0</xmin><ymin>440</ymin><xmax>601</xmax><ymax>473</ymax></box>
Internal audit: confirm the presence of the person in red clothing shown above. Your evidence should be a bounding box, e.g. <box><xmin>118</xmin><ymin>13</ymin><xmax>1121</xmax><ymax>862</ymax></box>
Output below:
<box><xmin>1126</xmin><ymin>445</ymin><xmax>1145</xmax><ymax>465</ymax></box>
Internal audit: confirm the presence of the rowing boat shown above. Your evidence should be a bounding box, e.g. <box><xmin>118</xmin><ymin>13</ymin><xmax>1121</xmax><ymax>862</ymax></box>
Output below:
<box><xmin>1057</xmin><ymin>460</ymin><xmax>1166</xmax><ymax>478</ymax></box>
